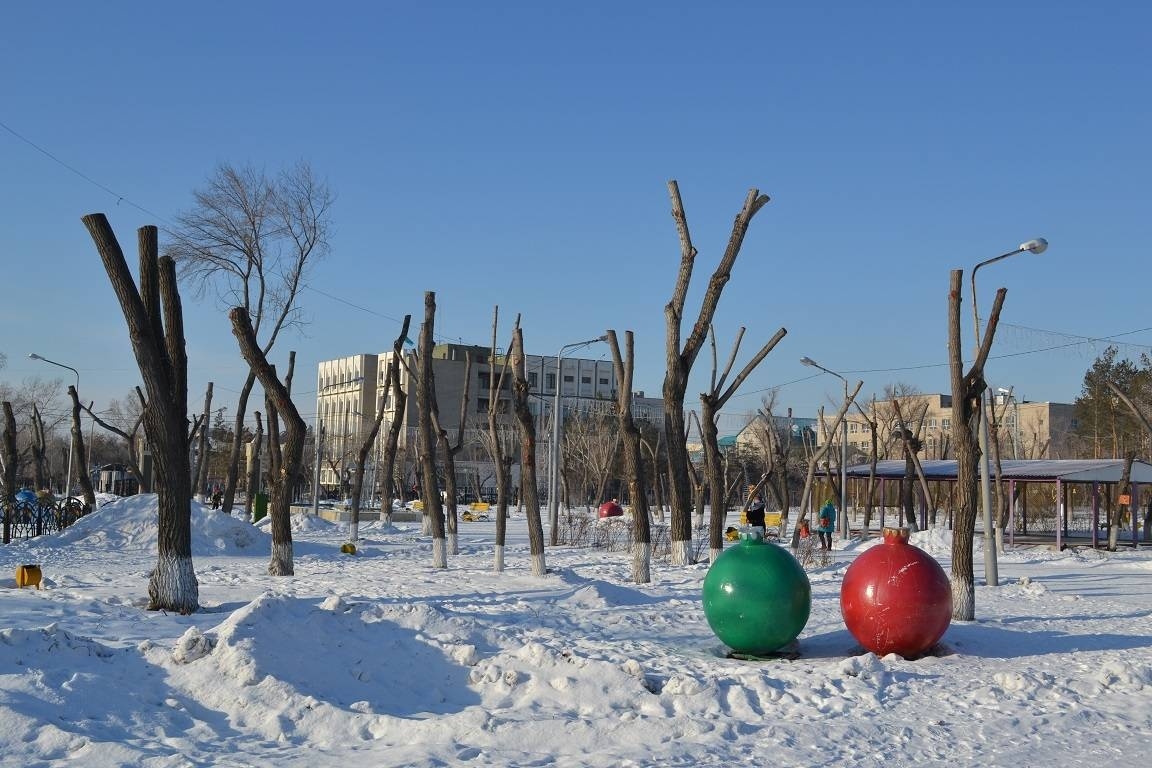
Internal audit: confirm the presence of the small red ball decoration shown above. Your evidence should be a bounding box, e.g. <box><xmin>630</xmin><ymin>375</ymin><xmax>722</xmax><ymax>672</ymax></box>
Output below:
<box><xmin>598</xmin><ymin>501</ymin><xmax>624</xmax><ymax>518</ymax></box>
<box><xmin>840</xmin><ymin>527</ymin><xmax>952</xmax><ymax>658</ymax></box>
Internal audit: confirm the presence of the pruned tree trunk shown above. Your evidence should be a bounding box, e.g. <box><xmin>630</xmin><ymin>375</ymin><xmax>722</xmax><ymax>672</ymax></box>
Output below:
<box><xmin>1109</xmin><ymin>452</ymin><xmax>1135</xmax><ymax>550</ymax></box>
<box><xmin>948</xmin><ymin>269</ymin><xmax>1007</xmax><ymax>621</ymax></box>
<box><xmin>3</xmin><ymin>401</ymin><xmax>18</xmax><ymax>544</ymax></box>
<box><xmin>67</xmin><ymin>386</ymin><xmax>96</xmax><ymax>510</ymax></box>
<box><xmin>30</xmin><ymin>405</ymin><xmax>48</xmax><ymax>492</ymax></box>
<box><xmin>229</xmin><ymin>310</ymin><xmax>306</xmax><ymax>575</ymax></box>
<box><xmin>375</xmin><ymin>317</ymin><xmax>412</xmax><ymax>527</ymax></box>
<box><xmin>511</xmin><ymin>327</ymin><xmax>546</xmax><ymax>577</ymax></box>
<box><xmin>192</xmin><ymin>382</ymin><xmax>213</xmax><ymax>502</ymax></box>
<box><xmin>220</xmin><ymin>373</ymin><xmax>255</xmax><ymax>515</ymax></box>
<box><xmin>415</xmin><ymin>292</ymin><xmax>447</xmax><ymax>568</ymax></box>
<box><xmin>486</xmin><ymin>307</ymin><xmax>516</xmax><ymax>572</ymax></box>
<box><xmin>700</xmin><ymin>325</ymin><xmax>787</xmax><ymax>562</ymax></box>
<box><xmin>431</xmin><ymin>347</ymin><xmax>471</xmax><ymax>556</ymax></box>
<box><xmin>662</xmin><ymin>182</ymin><xmax>771</xmax><ymax>565</ymax></box>
<box><xmin>83</xmin><ymin>214</ymin><xmax>198</xmax><ymax>613</ymax></box>
<box><xmin>607</xmin><ymin>331</ymin><xmax>653</xmax><ymax>583</ymax></box>
<box><xmin>244</xmin><ymin>411</ymin><xmax>264</xmax><ymax>521</ymax></box>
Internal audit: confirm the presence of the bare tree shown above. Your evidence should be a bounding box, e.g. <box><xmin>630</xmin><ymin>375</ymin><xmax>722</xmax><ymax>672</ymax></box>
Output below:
<box><xmin>662</xmin><ymin>182</ymin><xmax>771</xmax><ymax>564</ymax></box>
<box><xmin>947</xmin><ymin>269</ymin><xmax>1007</xmax><ymax>621</ymax></box>
<box><xmin>606</xmin><ymin>330</ymin><xmax>654</xmax><ymax>583</ymax></box>
<box><xmin>563</xmin><ymin>412</ymin><xmax>619</xmax><ymax>507</ymax></box>
<box><xmin>83</xmin><ymin>392</ymin><xmax>148</xmax><ymax>492</ymax></box>
<box><xmin>229</xmin><ymin>309</ymin><xmax>307</xmax><ymax>575</ymax></box>
<box><xmin>167</xmin><ymin>162</ymin><xmax>333</xmax><ymax>516</ymax></box>
<box><xmin>1104</xmin><ymin>380</ymin><xmax>1152</xmax><ymax>543</ymax></box>
<box><xmin>892</xmin><ymin>399</ymin><xmax>932</xmax><ymax>532</ymax></box>
<box><xmin>640</xmin><ymin>431</ymin><xmax>666</xmax><ymax>522</ymax></box>
<box><xmin>510</xmin><ymin>327</ymin><xmax>547</xmax><ymax>576</ymax></box>
<box><xmin>83</xmin><ymin>215</ymin><xmax>198</xmax><ymax>614</ymax></box>
<box><xmin>790</xmin><ymin>385</ymin><xmax>863</xmax><ymax>546</ymax></box>
<box><xmin>747</xmin><ymin>396</ymin><xmax>788</xmax><ymax>516</ymax></box>
<box><xmin>699</xmin><ymin>325</ymin><xmax>787</xmax><ymax>562</ymax></box>
<box><xmin>853</xmin><ymin>397</ymin><xmax>880</xmax><ymax>534</ymax></box>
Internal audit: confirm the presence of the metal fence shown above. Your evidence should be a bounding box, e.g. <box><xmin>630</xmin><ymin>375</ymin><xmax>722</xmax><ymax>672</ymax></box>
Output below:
<box><xmin>2</xmin><ymin>497</ymin><xmax>91</xmax><ymax>543</ymax></box>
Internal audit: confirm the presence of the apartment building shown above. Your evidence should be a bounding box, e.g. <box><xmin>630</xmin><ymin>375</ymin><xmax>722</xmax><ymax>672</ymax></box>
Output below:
<box><xmin>812</xmin><ymin>392</ymin><xmax>1078</xmax><ymax>462</ymax></box>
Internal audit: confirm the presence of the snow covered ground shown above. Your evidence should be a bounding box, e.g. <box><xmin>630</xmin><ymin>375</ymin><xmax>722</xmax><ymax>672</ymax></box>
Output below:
<box><xmin>2</xmin><ymin>494</ymin><xmax>1151</xmax><ymax>766</ymax></box>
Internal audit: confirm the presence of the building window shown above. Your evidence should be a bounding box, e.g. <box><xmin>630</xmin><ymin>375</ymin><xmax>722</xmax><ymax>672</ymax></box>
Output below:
<box><xmin>529</xmin><ymin>372</ymin><xmax>538</xmax><ymax>387</ymax></box>
<box><xmin>477</xmin><ymin>398</ymin><xmax>509</xmax><ymax>414</ymax></box>
<box><xmin>564</xmin><ymin>375</ymin><xmax>574</xmax><ymax>383</ymax></box>
<box><xmin>581</xmin><ymin>376</ymin><xmax>591</xmax><ymax>385</ymax></box>
<box><xmin>546</xmin><ymin>373</ymin><xmax>556</xmax><ymax>390</ymax></box>
<box><xmin>599</xmin><ymin>377</ymin><xmax>609</xmax><ymax>386</ymax></box>
<box><xmin>942</xmin><ymin>418</ymin><xmax>951</xmax><ymax>430</ymax></box>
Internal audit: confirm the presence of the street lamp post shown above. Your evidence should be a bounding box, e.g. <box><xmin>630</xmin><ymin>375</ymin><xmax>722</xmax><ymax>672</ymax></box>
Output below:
<box><xmin>800</xmin><ymin>356</ymin><xmax>850</xmax><ymax>539</ymax></box>
<box><xmin>548</xmin><ymin>336</ymin><xmax>607</xmax><ymax>545</ymax></box>
<box><xmin>28</xmin><ymin>353</ymin><xmax>80</xmax><ymax>497</ymax></box>
<box><xmin>972</xmin><ymin>238</ymin><xmax>1048</xmax><ymax>587</ymax></box>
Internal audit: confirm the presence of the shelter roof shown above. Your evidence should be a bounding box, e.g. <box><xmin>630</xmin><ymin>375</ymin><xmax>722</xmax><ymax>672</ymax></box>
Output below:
<box><xmin>845</xmin><ymin>459</ymin><xmax>1152</xmax><ymax>484</ymax></box>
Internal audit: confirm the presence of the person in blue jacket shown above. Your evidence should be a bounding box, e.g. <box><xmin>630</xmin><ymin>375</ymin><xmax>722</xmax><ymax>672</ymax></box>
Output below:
<box><xmin>816</xmin><ymin>499</ymin><xmax>836</xmax><ymax>550</ymax></box>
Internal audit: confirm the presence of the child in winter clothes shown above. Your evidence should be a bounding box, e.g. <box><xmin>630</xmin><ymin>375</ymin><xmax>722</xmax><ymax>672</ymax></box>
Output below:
<box><xmin>816</xmin><ymin>500</ymin><xmax>836</xmax><ymax>550</ymax></box>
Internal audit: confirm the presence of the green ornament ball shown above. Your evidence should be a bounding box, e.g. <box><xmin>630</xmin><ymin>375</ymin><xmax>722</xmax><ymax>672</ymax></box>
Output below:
<box><xmin>702</xmin><ymin>534</ymin><xmax>811</xmax><ymax>655</ymax></box>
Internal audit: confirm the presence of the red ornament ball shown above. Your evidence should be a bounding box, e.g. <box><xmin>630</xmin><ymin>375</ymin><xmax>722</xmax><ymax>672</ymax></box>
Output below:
<box><xmin>598</xmin><ymin>501</ymin><xmax>624</xmax><ymax>518</ymax></box>
<box><xmin>840</xmin><ymin>527</ymin><xmax>952</xmax><ymax>658</ymax></box>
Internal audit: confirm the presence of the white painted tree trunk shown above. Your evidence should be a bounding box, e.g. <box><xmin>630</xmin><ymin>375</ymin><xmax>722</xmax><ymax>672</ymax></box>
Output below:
<box><xmin>432</xmin><ymin>537</ymin><xmax>447</xmax><ymax>568</ymax></box>
<box><xmin>348</xmin><ymin>521</ymin><xmax>359</xmax><ymax>543</ymax></box>
<box><xmin>950</xmin><ymin>573</ymin><xmax>975</xmax><ymax>621</ymax></box>
<box><xmin>268</xmin><ymin>541</ymin><xmax>294</xmax><ymax>576</ymax></box>
<box><xmin>493</xmin><ymin>544</ymin><xmax>505</xmax><ymax>573</ymax></box>
<box><xmin>448</xmin><ymin>532</ymin><xmax>458</xmax><ymax>555</ymax></box>
<box><xmin>631</xmin><ymin>542</ymin><xmax>651</xmax><ymax>584</ymax></box>
<box><xmin>670</xmin><ymin>538</ymin><xmax>693</xmax><ymax>566</ymax></box>
<box><xmin>422</xmin><ymin>513</ymin><xmax>432</xmax><ymax>536</ymax></box>
<box><xmin>709</xmin><ymin>546</ymin><xmax>722</xmax><ymax>564</ymax></box>
<box><xmin>530</xmin><ymin>552</ymin><xmax>546</xmax><ymax>577</ymax></box>
<box><xmin>148</xmin><ymin>554</ymin><xmax>199</xmax><ymax>614</ymax></box>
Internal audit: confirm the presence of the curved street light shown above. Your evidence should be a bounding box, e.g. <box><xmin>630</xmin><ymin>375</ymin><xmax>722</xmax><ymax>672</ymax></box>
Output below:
<box><xmin>971</xmin><ymin>237</ymin><xmax>1047</xmax><ymax>587</ymax></box>
<box><xmin>28</xmin><ymin>353</ymin><xmax>79</xmax><ymax>497</ymax></box>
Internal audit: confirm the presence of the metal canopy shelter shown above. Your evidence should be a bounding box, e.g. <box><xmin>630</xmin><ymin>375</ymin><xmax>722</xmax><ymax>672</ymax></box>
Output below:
<box><xmin>841</xmin><ymin>459</ymin><xmax>1152</xmax><ymax>549</ymax></box>
<box><xmin>846</xmin><ymin>459</ymin><xmax>1152</xmax><ymax>484</ymax></box>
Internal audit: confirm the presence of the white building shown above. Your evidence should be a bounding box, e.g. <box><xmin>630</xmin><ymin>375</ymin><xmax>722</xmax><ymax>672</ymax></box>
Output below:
<box><xmin>315</xmin><ymin>344</ymin><xmax>664</xmax><ymax>498</ymax></box>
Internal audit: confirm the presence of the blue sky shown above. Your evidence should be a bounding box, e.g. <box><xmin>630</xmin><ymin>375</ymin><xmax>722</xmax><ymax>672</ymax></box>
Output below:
<box><xmin>3</xmin><ymin>0</ymin><xmax>1150</xmax><ymax>430</ymax></box>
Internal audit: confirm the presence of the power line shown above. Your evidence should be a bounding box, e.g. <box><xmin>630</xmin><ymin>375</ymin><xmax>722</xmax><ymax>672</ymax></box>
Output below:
<box><xmin>0</xmin><ymin>118</ymin><xmax>171</xmax><ymax>225</ymax></box>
